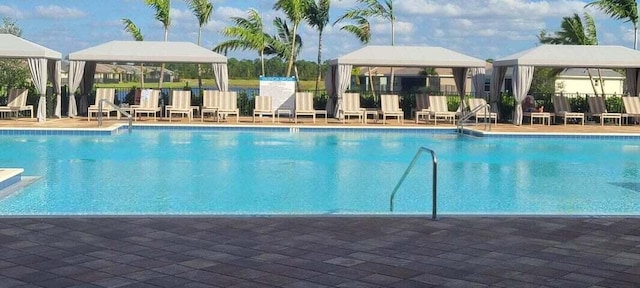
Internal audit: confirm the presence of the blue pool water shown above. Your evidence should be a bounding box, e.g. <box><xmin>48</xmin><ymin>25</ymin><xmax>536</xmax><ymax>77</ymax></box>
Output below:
<box><xmin>0</xmin><ymin>128</ymin><xmax>639</xmax><ymax>215</ymax></box>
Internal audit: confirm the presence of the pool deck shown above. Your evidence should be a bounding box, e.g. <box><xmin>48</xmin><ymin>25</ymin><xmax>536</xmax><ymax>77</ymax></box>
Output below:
<box><xmin>1</xmin><ymin>117</ymin><xmax>640</xmax><ymax>287</ymax></box>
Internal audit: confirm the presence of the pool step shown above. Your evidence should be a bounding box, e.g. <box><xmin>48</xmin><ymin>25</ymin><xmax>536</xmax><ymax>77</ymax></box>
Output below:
<box><xmin>0</xmin><ymin>168</ymin><xmax>40</xmax><ymax>199</ymax></box>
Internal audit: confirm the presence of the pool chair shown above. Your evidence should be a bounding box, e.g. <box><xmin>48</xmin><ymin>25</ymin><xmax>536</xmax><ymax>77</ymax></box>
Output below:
<box><xmin>87</xmin><ymin>88</ymin><xmax>116</xmax><ymax>121</ymax></box>
<box><xmin>132</xmin><ymin>89</ymin><xmax>161</xmax><ymax>121</ymax></box>
<box><xmin>552</xmin><ymin>95</ymin><xmax>584</xmax><ymax>125</ymax></box>
<box><xmin>167</xmin><ymin>90</ymin><xmax>192</xmax><ymax>122</ymax></box>
<box><xmin>413</xmin><ymin>93</ymin><xmax>430</xmax><ymax>123</ymax></box>
<box><xmin>428</xmin><ymin>96</ymin><xmax>458</xmax><ymax>125</ymax></box>
<box><xmin>379</xmin><ymin>94</ymin><xmax>404</xmax><ymax>124</ymax></box>
<box><xmin>339</xmin><ymin>92</ymin><xmax>364</xmax><ymax>124</ymax></box>
<box><xmin>216</xmin><ymin>91</ymin><xmax>240</xmax><ymax>123</ymax></box>
<box><xmin>622</xmin><ymin>96</ymin><xmax>640</xmax><ymax>125</ymax></box>
<box><xmin>253</xmin><ymin>95</ymin><xmax>274</xmax><ymax>123</ymax></box>
<box><xmin>587</xmin><ymin>95</ymin><xmax>621</xmax><ymax>126</ymax></box>
<box><xmin>467</xmin><ymin>98</ymin><xmax>497</xmax><ymax>125</ymax></box>
<box><xmin>201</xmin><ymin>90</ymin><xmax>219</xmax><ymax>122</ymax></box>
<box><xmin>0</xmin><ymin>88</ymin><xmax>32</xmax><ymax>119</ymax></box>
<box><xmin>295</xmin><ymin>92</ymin><xmax>327</xmax><ymax>123</ymax></box>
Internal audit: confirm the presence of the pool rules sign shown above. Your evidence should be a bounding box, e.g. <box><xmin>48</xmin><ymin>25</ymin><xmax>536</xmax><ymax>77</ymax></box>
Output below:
<box><xmin>259</xmin><ymin>76</ymin><xmax>296</xmax><ymax>111</ymax></box>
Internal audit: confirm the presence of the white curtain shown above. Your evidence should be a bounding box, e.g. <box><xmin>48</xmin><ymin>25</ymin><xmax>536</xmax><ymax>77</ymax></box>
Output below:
<box><xmin>324</xmin><ymin>65</ymin><xmax>336</xmax><ymax>115</ymax></box>
<box><xmin>452</xmin><ymin>67</ymin><xmax>468</xmax><ymax>111</ymax></box>
<box><xmin>67</xmin><ymin>60</ymin><xmax>86</xmax><ymax>117</ymax></box>
<box><xmin>626</xmin><ymin>68</ymin><xmax>640</xmax><ymax>97</ymax></box>
<box><xmin>49</xmin><ymin>60</ymin><xmax>61</xmax><ymax>118</ymax></box>
<box><xmin>212</xmin><ymin>63</ymin><xmax>229</xmax><ymax>91</ymax></box>
<box><xmin>28</xmin><ymin>58</ymin><xmax>48</xmax><ymax>122</ymax></box>
<box><xmin>512</xmin><ymin>65</ymin><xmax>535</xmax><ymax>125</ymax></box>
<box><xmin>471</xmin><ymin>67</ymin><xmax>486</xmax><ymax>98</ymax></box>
<box><xmin>333</xmin><ymin>64</ymin><xmax>352</xmax><ymax>119</ymax></box>
<box><xmin>490</xmin><ymin>66</ymin><xmax>507</xmax><ymax>112</ymax></box>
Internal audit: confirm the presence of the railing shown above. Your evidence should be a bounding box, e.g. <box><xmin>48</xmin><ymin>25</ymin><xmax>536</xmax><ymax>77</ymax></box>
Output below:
<box><xmin>98</xmin><ymin>99</ymin><xmax>132</xmax><ymax>133</ymax></box>
<box><xmin>389</xmin><ymin>147</ymin><xmax>438</xmax><ymax>220</ymax></box>
<box><xmin>456</xmin><ymin>103</ymin><xmax>492</xmax><ymax>132</ymax></box>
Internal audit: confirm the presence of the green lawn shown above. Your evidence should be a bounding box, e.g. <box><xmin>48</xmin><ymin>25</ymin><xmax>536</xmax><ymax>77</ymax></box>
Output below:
<box><xmin>99</xmin><ymin>79</ymin><xmax>324</xmax><ymax>91</ymax></box>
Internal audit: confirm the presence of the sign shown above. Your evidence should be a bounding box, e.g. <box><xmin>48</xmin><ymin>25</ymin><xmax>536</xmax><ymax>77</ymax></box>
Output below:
<box><xmin>259</xmin><ymin>76</ymin><xmax>296</xmax><ymax>110</ymax></box>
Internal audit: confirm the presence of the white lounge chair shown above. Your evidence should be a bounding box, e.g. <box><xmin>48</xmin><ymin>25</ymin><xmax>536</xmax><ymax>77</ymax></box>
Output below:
<box><xmin>340</xmin><ymin>92</ymin><xmax>364</xmax><ymax>124</ymax></box>
<box><xmin>295</xmin><ymin>92</ymin><xmax>327</xmax><ymax>123</ymax></box>
<box><xmin>132</xmin><ymin>89</ymin><xmax>161</xmax><ymax>121</ymax></box>
<box><xmin>413</xmin><ymin>94</ymin><xmax>430</xmax><ymax>123</ymax></box>
<box><xmin>622</xmin><ymin>96</ymin><xmax>640</xmax><ymax>125</ymax></box>
<box><xmin>201</xmin><ymin>90</ymin><xmax>219</xmax><ymax>122</ymax></box>
<box><xmin>552</xmin><ymin>95</ymin><xmax>584</xmax><ymax>125</ymax></box>
<box><xmin>467</xmin><ymin>98</ymin><xmax>497</xmax><ymax>125</ymax></box>
<box><xmin>253</xmin><ymin>95</ymin><xmax>274</xmax><ymax>123</ymax></box>
<box><xmin>428</xmin><ymin>96</ymin><xmax>458</xmax><ymax>125</ymax></box>
<box><xmin>87</xmin><ymin>88</ymin><xmax>116</xmax><ymax>121</ymax></box>
<box><xmin>587</xmin><ymin>96</ymin><xmax>621</xmax><ymax>126</ymax></box>
<box><xmin>167</xmin><ymin>90</ymin><xmax>192</xmax><ymax>122</ymax></box>
<box><xmin>379</xmin><ymin>94</ymin><xmax>404</xmax><ymax>124</ymax></box>
<box><xmin>216</xmin><ymin>91</ymin><xmax>239</xmax><ymax>123</ymax></box>
<box><xmin>0</xmin><ymin>88</ymin><xmax>32</xmax><ymax>119</ymax></box>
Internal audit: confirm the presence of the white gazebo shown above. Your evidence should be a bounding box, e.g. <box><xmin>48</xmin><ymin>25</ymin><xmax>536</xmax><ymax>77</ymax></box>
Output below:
<box><xmin>492</xmin><ymin>45</ymin><xmax>640</xmax><ymax>125</ymax></box>
<box><xmin>325</xmin><ymin>45</ymin><xmax>487</xmax><ymax>118</ymax></box>
<box><xmin>67</xmin><ymin>41</ymin><xmax>228</xmax><ymax>116</ymax></box>
<box><xmin>0</xmin><ymin>34</ymin><xmax>62</xmax><ymax>122</ymax></box>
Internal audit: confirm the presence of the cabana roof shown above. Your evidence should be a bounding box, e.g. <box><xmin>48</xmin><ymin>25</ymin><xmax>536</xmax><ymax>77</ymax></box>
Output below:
<box><xmin>0</xmin><ymin>33</ymin><xmax>61</xmax><ymax>59</ymax></box>
<box><xmin>493</xmin><ymin>45</ymin><xmax>640</xmax><ymax>68</ymax></box>
<box><xmin>68</xmin><ymin>40</ymin><xmax>227</xmax><ymax>64</ymax></box>
<box><xmin>328</xmin><ymin>45</ymin><xmax>486</xmax><ymax>68</ymax></box>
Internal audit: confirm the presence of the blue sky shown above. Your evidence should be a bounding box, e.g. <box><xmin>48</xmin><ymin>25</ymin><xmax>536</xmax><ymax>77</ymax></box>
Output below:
<box><xmin>0</xmin><ymin>0</ymin><xmax>637</xmax><ymax>62</ymax></box>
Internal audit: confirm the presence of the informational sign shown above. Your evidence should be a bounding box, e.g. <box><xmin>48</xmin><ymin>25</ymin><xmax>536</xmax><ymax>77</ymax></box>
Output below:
<box><xmin>259</xmin><ymin>76</ymin><xmax>296</xmax><ymax>110</ymax></box>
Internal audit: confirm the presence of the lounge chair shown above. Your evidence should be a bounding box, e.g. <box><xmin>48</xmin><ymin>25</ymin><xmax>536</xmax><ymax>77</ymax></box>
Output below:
<box><xmin>167</xmin><ymin>90</ymin><xmax>192</xmax><ymax>122</ymax></box>
<box><xmin>428</xmin><ymin>96</ymin><xmax>458</xmax><ymax>125</ymax></box>
<box><xmin>87</xmin><ymin>88</ymin><xmax>116</xmax><ymax>121</ymax></box>
<box><xmin>552</xmin><ymin>95</ymin><xmax>584</xmax><ymax>125</ymax></box>
<box><xmin>413</xmin><ymin>94</ymin><xmax>430</xmax><ymax>123</ymax></box>
<box><xmin>622</xmin><ymin>96</ymin><xmax>640</xmax><ymax>125</ymax></box>
<box><xmin>201</xmin><ymin>90</ymin><xmax>219</xmax><ymax>122</ymax></box>
<box><xmin>587</xmin><ymin>96</ymin><xmax>621</xmax><ymax>126</ymax></box>
<box><xmin>132</xmin><ymin>89</ymin><xmax>161</xmax><ymax>121</ymax></box>
<box><xmin>379</xmin><ymin>94</ymin><xmax>404</xmax><ymax>124</ymax></box>
<box><xmin>216</xmin><ymin>91</ymin><xmax>239</xmax><ymax>123</ymax></box>
<box><xmin>253</xmin><ymin>95</ymin><xmax>274</xmax><ymax>123</ymax></box>
<box><xmin>295</xmin><ymin>92</ymin><xmax>327</xmax><ymax>123</ymax></box>
<box><xmin>467</xmin><ymin>98</ymin><xmax>497</xmax><ymax>125</ymax></box>
<box><xmin>0</xmin><ymin>88</ymin><xmax>32</xmax><ymax>119</ymax></box>
<box><xmin>339</xmin><ymin>92</ymin><xmax>364</xmax><ymax>124</ymax></box>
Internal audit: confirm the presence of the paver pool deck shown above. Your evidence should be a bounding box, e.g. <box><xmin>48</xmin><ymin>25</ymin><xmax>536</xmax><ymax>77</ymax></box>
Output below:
<box><xmin>1</xmin><ymin>117</ymin><xmax>640</xmax><ymax>287</ymax></box>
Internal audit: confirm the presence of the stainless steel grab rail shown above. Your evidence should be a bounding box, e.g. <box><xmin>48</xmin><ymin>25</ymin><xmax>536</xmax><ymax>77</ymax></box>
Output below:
<box><xmin>97</xmin><ymin>99</ymin><xmax>133</xmax><ymax>133</ymax></box>
<box><xmin>389</xmin><ymin>147</ymin><xmax>438</xmax><ymax>220</ymax></box>
<box><xmin>456</xmin><ymin>103</ymin><xmax>492</xmax><ymax>132</ymax></box>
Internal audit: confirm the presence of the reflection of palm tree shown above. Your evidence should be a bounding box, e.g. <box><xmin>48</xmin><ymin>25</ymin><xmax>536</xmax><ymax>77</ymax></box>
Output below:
<box><xmin>305</xmin><ymin>0</ymin><xmax>330</xmax><ymax>96</ymax></box>
<box><xmin>122</xmin><ymin>18</ymin><xmax>145</xmax><ymax>88</ymax></box>
<box><xmin>145</xmin><ymin>0</ymin><xmax>171</xmax><ymax>88</ymax></box>
<box><xmin>184</xmin><ymin>0</ymin><xmax>213</xmax><ymax>92</ymax></box>
<box><xmin>214</xmin><ymin>9</ymin><xmax>270</xmax><ymax>76</ymax></box>
<box><xmin>586</xmin><ymin>0</ymin><xmax>638</xmax><ymax>49</ymax></box>
<box><xmin>274</xmin><ymin>0</ymin><xmax>307</xmax><ymax>77</ymax></box>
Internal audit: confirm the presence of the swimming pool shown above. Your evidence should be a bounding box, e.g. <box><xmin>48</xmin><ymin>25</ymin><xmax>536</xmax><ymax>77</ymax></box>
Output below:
<box><xmin>0</xmin><ymin>127</ymin><xmax>639</xmax><ymax>215</ymax></box>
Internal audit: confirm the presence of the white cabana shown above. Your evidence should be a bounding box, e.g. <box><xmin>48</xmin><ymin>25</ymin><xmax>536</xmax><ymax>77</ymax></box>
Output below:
<box><xmin>493</xmin><ymin>45</ymin><xmax>640</xmax><ymax>125</ymax></box>
<box><xmin>67</xmin><ymin>41</ymin><xmax>228</xmax><ymax>116</ymax></box>
<box><xmin>0</xmin><ymin>34</ymin><xmax>62</xmax><ymax>122</ymax></box>
<box><xmin>326</xmin><ymin>45</ymin><xmax>486</xmax><ymax>118</ymax></box>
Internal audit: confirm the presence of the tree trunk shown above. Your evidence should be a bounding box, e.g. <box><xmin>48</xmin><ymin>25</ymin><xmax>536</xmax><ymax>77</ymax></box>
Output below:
<box><xmin>368</xmin><ymin>68</ymin><xmax>376</xmax><ymax>107</ymax></box>
<box><xmin>158</xmin><ymin>28</ymin><xmax>168</xmax><ymax>89</ymax></box>
<box><xmin>260</xmin><ymin>49</ymin><xmax>265</xmax><ymax>76</ymax></box>
<box><xmin>286</xmin><ymin>24</ymin><xmax>298</xmax><ymax>77</ymax></box>
<box><xmin>634</xmin><ymin>25</ymin><xmax>638</xmax><ymax>50</ymax></box>
<box><xmin>597</xmin><ymin>68</ymin><xmax>605</xmax><ymax>97</ymax></box>
<box><xmin>294</xmin><ymin>65</ymin><xmax>301</xmax><ymax>92</ymax></box>
<box><xmin>197</xmin><ymin>27</ymin><xmax>203</xmax><ymax>93</ymax></box>
<box><xmin>140</xmin><ymin>63</ymin><xmax>144</xmax><ymax>89</ymax></box>
<box><xmin>314</xmin><ymin>30</ymin><xmax>323</xmax><ymax>97</ymax></box>
<box><xmin>586</xmin><ymin>69</ymin><xmax>598</xmax><ymax>97</ymax></box>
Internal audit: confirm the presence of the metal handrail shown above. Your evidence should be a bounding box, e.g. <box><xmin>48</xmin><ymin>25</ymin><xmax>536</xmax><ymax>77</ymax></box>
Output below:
<box><xmin>456</xmin><ymin>103</ymin><xmax>492</xmax><ymax>132</ymax></box>
<box><xmin>98</xmin><ymin>99</ymin><xmax>133</xmax><ymax>133</ymax></box>
<box><xmin>389</xmin><ymin>147</ymin><xmax>438</xmax><ymax>220</ymax></box>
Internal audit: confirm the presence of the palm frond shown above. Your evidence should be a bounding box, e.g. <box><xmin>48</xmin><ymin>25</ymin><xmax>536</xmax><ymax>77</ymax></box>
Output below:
<box><xmin>122</xmin><ymin>18</ymin><xmax>144</xmax><ymax>41</ymax></box>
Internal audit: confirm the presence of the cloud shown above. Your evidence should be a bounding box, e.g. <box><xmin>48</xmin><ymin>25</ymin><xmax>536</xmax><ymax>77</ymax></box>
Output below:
<box><xmin>396</xmin><ymin>0</ymin><xmax>588</xmax><ymax>19</ymax></box>
<box><xmin>0</xmin><ymin>5</ymin><xmax>25</xmax><ymax>19</ymax></box>
<box><xmin>35</xmin><ymin>5</ymin><xmax>85</xmax><ymax>19</ymax></box>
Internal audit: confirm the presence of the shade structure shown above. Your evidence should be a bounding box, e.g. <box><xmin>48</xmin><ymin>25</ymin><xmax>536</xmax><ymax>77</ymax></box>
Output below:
<box><xmin>0</xmin><ymin>34</ymin><xmax>62</xmax><ymax>122</ymax></box>
<box><xmin>67</xmin><ymin>41</ymin><xmax>229</xmax><ymax>116</ymax></box>
<box><xmin>493</xmin><ymin>45</ymin><xmax>640</xmax><ymax>125</ymax></box>
<box><xmin>326</xmin><ymin>45</ymin><xmax>486</xmax><ymax>118</ymax></box>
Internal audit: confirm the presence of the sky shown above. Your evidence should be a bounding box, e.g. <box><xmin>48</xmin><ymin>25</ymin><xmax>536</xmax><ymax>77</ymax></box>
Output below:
<box><xmin>0</xmin><ymin>0</ymin><xmax>637</xmax><ymax>62</ymax></box>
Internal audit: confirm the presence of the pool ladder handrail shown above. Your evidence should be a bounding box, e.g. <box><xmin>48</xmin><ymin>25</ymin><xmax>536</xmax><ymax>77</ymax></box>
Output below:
<box><xmin>389</xmin><ymin>147</ymin><xmax>438</xmax><ymax>220</ymax></box>
<box><xmin>97</xmin><ymin>99</ymin><xmax>133</xmax><ymax>133</ymax></box>
<box><xmin>456</xmin><ymin>103</ymin><xmax>492</xmax><ymax>132</ymax></box>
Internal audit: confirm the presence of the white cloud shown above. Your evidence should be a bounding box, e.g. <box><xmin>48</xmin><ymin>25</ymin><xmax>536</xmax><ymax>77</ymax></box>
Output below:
<box><xmin>396</xmin><ymin>0</ymin><xmax>588</xmax><ymax>19</ymax></box>
<box><xmin>0</xmin><ymin>5</ymin><xmax>24</xmax><ymax>19</ymax></box>
<box><xmin>35</xmin><ymin>5</ymin><xmax>85</xmax><ymax>19</ymax></box>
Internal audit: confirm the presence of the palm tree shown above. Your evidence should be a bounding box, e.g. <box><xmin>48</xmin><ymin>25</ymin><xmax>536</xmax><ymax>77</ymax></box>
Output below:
<box><xmin>585</xmin><ymin>0</ymin><xmax>638</xmax><ymax>49</ymax></box>
<box><xmin>539</xmin><ymin>13</ymin><xmax>603</xmax><ymax>96</ymax></box>
<box><xmin>273</xmin><ymin>0</ymin><xmax>307</xmax><ymax>77</ymax></box>
<box><xmin>265</xmin><ymin>17</ymin><xmax>303</xmax><ymax>90</ymax></box>
<box><xmin>184</xmin><ymin>0</ymin><xmax>213</xmax><ymax>91</ymax></box>
<box><xmin>122</xmin><ymin>18</ymin><xmax>146</xmax><ymax>89</ymax></box>
<box><xmin>334</xmin><ymin>15</ymin><xmax>376</xmax><ymax>96</ymax></box>
<box><xmin>305</xmin><ymin>0</ymin><xmax>330</xmax><ymax>97</ymax></box>
<box><xmin>214</xmin><ymin>9</ymin><xmax>270</xmax><ymax>76</ymax></box>
<box><xmin>145</xmin><ymin>0</ymin><xmax>171</xmax><ymax>88</ymax></box>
